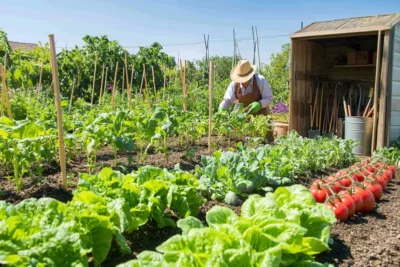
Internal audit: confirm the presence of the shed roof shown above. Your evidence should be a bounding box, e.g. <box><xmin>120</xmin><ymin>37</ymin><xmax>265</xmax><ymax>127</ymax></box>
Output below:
<box><xmin>291</xmin><ymin>13</ymin><xmax>400</xmax><ymax>39</ymax></box>
<box><xmin>9</xmin><ymin>41</ymin><xmax>38</xmax><ymax>51</ymax></box>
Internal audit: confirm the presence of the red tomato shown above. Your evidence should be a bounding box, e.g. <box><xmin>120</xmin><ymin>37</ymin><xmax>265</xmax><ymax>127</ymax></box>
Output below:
<box><xmin>351</xmin><ymin>173</ymin><xmax>364</xmax><ymax>182</ymax></box>
<box><xmin>374</xmin><ymin>162</ymin><xmax>384</xmax><ymax>169</ymax></box>
<box><xmin>336</xmin><ymin>170</ymin><xmax>348</xmax><ymax>177</ymax></box>
<box><xmin>335</xmin><ymin>195</ymin><xmax>356</xmax><ymax>218</ymax></box>
<box><xmin>361</xmin><ymin>169</ymin><xmax>372</xmax><ymax>177</ymax></box>
<box><xmin>364</xmin><ymin>182</ymin><xmax>383</xmax><ymax>201</ymax></box>
<box><xmin>366</xmin><ymin>166</ymin><xmax>375</xmax><ymax>173</ymax></box>
<box><xmin>387</xmin><ymin>165</ymin><xmax>396</xmax><ymax>178</ymax></box>
<box><xmin>325</xmin><ymin>177</ymin><xmax>343</xmax><ymax>193</ymax></box>
<box><xmin>381</xmin><ymin>169</ymin><xmax>392</xmax><ymax>182</ymax></box>
<box><xmin>373</xmin><ymin>174</ymin><xmax>387</xmax><ymax>190</ymax></box>
<box><xmin>349</xmin><ymin>192</ymin><xmax>363</xmax><ymax>213</ymax></box>
<box><xmin>340</xmin><ymin>176</ymin><xmax>353</xmax><ymax>187</ymax></box>
<box><xmin>311</xmin><ymin>179</ymin><xmax>325</xmax><ymax>187</ymax></box>
<box><xmin>309</xmin><ymin>185</ymin><xmax>330</xmax><ymax>203</ymax></box>
<box><xmin>354</xmin><ymin>186</ymin><xmax>376</xmax><ymax>213</ymax></box>
<box><xmin>325</xmin><ymin>202</ymin><xmax>349</xmax><ymax>222</ymax></box>
<box><xmin>361</xmin><ymin>159</ymin><xmax>370</xmax><ymax>166</ymax></box>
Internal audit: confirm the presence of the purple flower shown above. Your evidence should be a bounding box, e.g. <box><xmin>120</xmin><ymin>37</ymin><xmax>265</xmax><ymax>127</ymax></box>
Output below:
<box><xmin>108</xmin><ymin>84</ymin><xmax>113</xmax><ymax>90</ymax></box>
<box><xmin>271</xmin><ymin>102</ymin><xmax>288</xmax><ymax>114</ymax></box>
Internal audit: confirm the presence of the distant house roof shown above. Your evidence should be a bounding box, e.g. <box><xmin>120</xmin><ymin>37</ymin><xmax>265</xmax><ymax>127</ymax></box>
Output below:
<box><xmin>9</xmin><ymin>41</ymin><xmax>38</xmax><ymax>51</ymax></box>
<box><xmin>291</xmin><ymin>13</ymin><xmax>400</xmax><ymax>38</ymax></box>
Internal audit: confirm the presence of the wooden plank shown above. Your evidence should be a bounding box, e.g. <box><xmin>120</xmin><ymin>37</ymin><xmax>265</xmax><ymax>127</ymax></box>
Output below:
<box><xmin>291</xmin><ymin>26</ymin><xmax>390</xmax><ymax>39</ymax></box>
<box><xmin>300</xmin><ymin>41</ymin><xmax>307</xmax><ymax>136</ymax></box>
<box><xmin>391</xmin><ymin>111</ymin><xmax>400</xmax><ymax>125</ymax></box>
<box><xmin>289</xmin><ymin>40</ymin><xmax>295</xmax><ymax>132</ymax></box>
<box><xmin>393</xmin><ymin>52</ymin><xmax>400</xmax><ymax>66</ymax></box>
<box><xmin>393</xmin><ymin>66</ymin><xmax>400</xmax><ymax>82</ymax></box>
<box><xmin>393</xmin><ymin>81</ymin><xmax>400</xmax><ymax>96</ymax></box>
<box><xmin>390</xmin><ymin>126</ymin><xmax>400</xmax><ymax>142</ymax></box>
<box><xmin>372</xmin><ymin>30</ymin><xmax>382</xmax><ymax>153</ymax></box>
<box><xmin>377</xmin><ymin>31</ymin><xmax>391</xmax><ymax>148</ymax></box>
<box><xmin>391</xmin><ymin>96</ymin><xmax>400</xmax><ymax>110</ymax></box>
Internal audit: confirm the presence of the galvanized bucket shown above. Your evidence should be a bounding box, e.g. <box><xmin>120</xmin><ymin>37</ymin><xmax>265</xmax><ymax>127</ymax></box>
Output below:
<box><xmin>344</xmin><ymin>116</ymin><xmax>373</xmax><ymax>156</ymax></box>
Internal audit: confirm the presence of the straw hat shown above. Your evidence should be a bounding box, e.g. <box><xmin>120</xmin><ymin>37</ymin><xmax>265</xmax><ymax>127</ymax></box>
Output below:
<box><xmin>230</xmin><ymin>59</ymin><xmax>257</xmax><ymax>83</ymax></box>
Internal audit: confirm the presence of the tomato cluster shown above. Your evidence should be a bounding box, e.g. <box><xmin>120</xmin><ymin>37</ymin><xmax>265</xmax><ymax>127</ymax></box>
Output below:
<box><xmin>309</xmin><ymin>160</ymin><xmax>396</xmax><ymax>222</ymax></box>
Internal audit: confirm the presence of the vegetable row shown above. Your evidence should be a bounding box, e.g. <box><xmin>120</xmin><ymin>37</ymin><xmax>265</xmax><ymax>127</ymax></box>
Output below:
<box><xmin>309</xmin><ymin>159</ymin><xmax>397</xmax><ymax>222</ymax></box>
<box><xmin>118</xmin><ymin>185</ymin><xmax>336</xmax><ymax>267</ymax></box>
<box><xmin>197</xmin><ymin>132</ymin><xmax>357</xmax><ymax>205</ymax></box>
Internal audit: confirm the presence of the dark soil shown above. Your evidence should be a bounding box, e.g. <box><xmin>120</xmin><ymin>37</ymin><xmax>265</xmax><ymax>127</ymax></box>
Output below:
<box><xmin>316</xmin><ymin>172</ymin><xmax>400</xmax><ymax>267</ymax></box>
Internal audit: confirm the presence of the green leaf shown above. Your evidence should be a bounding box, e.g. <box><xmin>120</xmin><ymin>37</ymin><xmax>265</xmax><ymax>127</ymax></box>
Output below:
<box><xmin>177</xmin><ymin>216</ymin><xmax>204</xmax><ymax>235</ymax></box>
<box><xmin>206</xmin><ymin>206</ymin><xmax>238</xmax><ymax>226</ymax></box>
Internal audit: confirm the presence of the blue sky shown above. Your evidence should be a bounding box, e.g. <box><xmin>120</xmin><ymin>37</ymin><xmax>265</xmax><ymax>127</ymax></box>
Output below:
<box><xmin>1</xmin><ymin>0</ymin><xmax>399</xmax><ymax>64</ymax></box>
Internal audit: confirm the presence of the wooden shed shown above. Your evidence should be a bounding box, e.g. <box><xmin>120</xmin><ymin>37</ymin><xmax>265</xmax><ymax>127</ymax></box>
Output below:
<box><xmin>289</xmin><ymin>13</ymin><xmax>400</xmax><ymax>152</ymax></box>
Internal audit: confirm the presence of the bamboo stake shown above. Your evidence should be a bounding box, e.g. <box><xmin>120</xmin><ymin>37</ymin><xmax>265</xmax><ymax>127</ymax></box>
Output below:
<box><xmin>101</xmin><ymin>67</ymin><xmax>108</xmax><ymax>105</ymax></box>
<box><xmin>372</xmin><ymin>30</ymin><xmax>382</xmax><ymax>153</ymax></box>
<box><xmin>111</xmin><ymin>61</ymin><xmax>119</xmax><ymax>108</ymax></box>
<box><xmin>99</xmin><ymin>65</ymin><xmax>105</xmax><ymax>104</ymax></box>
<box><xmin>38</xmin><ymin>60</ymin><xmax>43</xmax><ymax>100</ymax></box>
<box><xmin>130</xmin><ymin>65</ymin><xmax>134</xmax><ymax>92</ymax></box>
<box><xmin>208</xmin><ymin>61</ymin><xmax>214</xmax><ymax>155</ymax></box>
<box><xmin>143</xmin><ymin>64</ymin><xmax>151</xmax><ymax>108</ymax></box>
<box><xmin>121</xmin><ymin>66</ymin><xmax>125</xmax><ymax>101</ymax></box>
<box><xmin>68</xmin><ymin>79</ymin><xmax>75</xmax><ymax>112</ymax></box>
<box><xmin>179</xmin><ymin>60</ymin><xmax>187</xmax><ymax>111</ymax></box>
<box><xmin>139</xmin><ymin>71</ymin><xmax>144</xmax><ymax>96</ymax></box>
<box><xmin>124</xmin><ymin>54</ymin><xmax>132</xmax><ymax>109</ymax></box>
<box><xmin>48</xmin><ymin>34</ymin><xmax>67</xmax><ymax>191</ymax></box>
<box><xmin>0</xmin><ymin>65</ymin><xmax>5</xmax><ymax>117</ymax></box>
<box><xmin>90</xmin><ymin>53</ymin><xmax>98</xmax><ymax>109</ymax></box>
<box><xmin>0</xmin><ymin>64</ymin><xmax>12</xmax><ymax>119</ymax></box>
<box><xmin>163</xmin><ymin>65</ymin><xmax>167</xmax><ymax>100</ymax></box>
<box><xmin>151</xmin><ymin>66</ymin><xmax>157</xmax><ymax>103</ymax></box>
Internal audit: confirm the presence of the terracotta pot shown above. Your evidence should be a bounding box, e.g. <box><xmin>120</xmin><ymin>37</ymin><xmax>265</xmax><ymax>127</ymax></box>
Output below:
<box><xmin>273</xmin><ymin>122</ymin><xmax>289</xmax><ymax>140</ymax></box>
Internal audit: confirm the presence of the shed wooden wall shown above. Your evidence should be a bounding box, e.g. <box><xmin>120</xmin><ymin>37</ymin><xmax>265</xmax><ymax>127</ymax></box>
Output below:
<box><xmin>289</xmin><ymin>40</ymin><xmax>324</xmax><ymax>136</ymax></box>
<box><xmin>390</xmin><ymin>23</ymin><xmax>400</xmax><ymax>143</ymax></box>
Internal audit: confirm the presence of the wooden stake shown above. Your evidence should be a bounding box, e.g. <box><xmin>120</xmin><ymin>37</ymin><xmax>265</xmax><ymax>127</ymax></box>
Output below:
<box><xmin>163</xmin><ymin>65</ymin><xmax>167</xmax><ymax>89</ymax></box>
<box><xmin>179</xmin><ymin>60</ymin><xmax>187</xmax><ymax>111</ymax></box>
<box><xmin>48</xmin><ymin>34</ymin><xmax>67</xmax><ymax>191</ymax></box>
<box><xmin>90</xmin><ymin>53</ymin><xmax>98</xmax><ymax>109</ymax></box>
<box><xmin>101</xmin><ymin>67</ymin><xmax>108</xmax><ymax>105</ymax></box>
<box><xmin>130</xmin><ymin>64</ymin><xmax>134</xmax><ymax>93</ymax></box>
<box><xmin>99</xmin><ymin>65</ymin><xmax>105</xmax><ymax>104</ymax></box>
<box><xmin>124</xmin><ymin>54</ymin><xmax>132</xmax><ymax>109</ymax></box>
<box><xmin>121</xmin><ymin>66</ymin><xmax>125</xmax><ymax>101</ymax></box>
<box><xmin>372</xmin><ymin>30</ymin><xmax>382</xmax><ymax>153</ymax></box>
<box><xmin>151</xmin><ymin>66</ymin><xmax>157</xmax><ymax>103</ymax></box>
<box><xmin>139</xmin><ymin>71</ymin><xmax>144</xmax><ymax>96</ymax></box>
<box><xmin>143</xmin><ymin>64</ymin><xmax>151</xmax><ymax>108</ymax></box>
<box><xmin>343</xmin><ymin>97</ymin><xmax>348</xmax><ymax>117</ymax></box>
<box><xmin>0</xmin><ymin>64</ymin><xmax>12</xmax><ymax>119</ymax></box>
<box><xmin>208</xmin><ymin>61</ymin><xmax>214</xmax><ymax>155</ymax></box>
<box><xmin>38</xmin><ymin>60</ymin><xmax>43</xmax><ymax>100</ymax></box>
<box><xmin>68</xmin><ymin>79</ymin><xmax>75</xmax><ymax>112</ymax></box>
<box><xmin>111</xmin><ymin>61</ymin><xmax>119</xmax><ymax>108</ymax></box>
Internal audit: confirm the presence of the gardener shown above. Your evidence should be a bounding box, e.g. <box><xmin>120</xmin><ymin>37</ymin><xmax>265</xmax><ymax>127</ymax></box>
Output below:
<box><xmin>219</xmin><ymin>59</ymin><xmax>273</xmax><ymax>115</ymax></box>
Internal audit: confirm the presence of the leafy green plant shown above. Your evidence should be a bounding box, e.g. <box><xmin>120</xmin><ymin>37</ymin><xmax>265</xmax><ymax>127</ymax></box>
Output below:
<box><xmin>117</xmin><ymin>185</ymin><xmax>336</xmax><ymax>267</ymax></box>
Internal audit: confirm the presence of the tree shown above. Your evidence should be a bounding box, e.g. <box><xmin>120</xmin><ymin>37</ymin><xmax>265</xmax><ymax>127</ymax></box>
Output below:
<box><xmin>261</xmin><ymin>43</ymin><xmax>290</xmax><ymax>105</ymax></box>
<box><xmin>0</xmin><ymin>29</ymin><xmax>12</xmax><ymax>65</ymax></box>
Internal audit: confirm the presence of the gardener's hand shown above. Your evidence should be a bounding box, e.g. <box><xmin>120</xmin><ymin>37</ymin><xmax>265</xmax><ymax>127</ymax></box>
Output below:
<box><xmin>246</xmin><ymin>102</ymin><xmax>261</xmax><ymax>114</ymax></box>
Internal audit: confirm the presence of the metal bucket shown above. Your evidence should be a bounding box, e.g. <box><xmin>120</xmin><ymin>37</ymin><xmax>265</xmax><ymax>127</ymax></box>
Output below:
<box><xmin>344</xmin><ymin>116</ymin><xmax>373</xmax><ymax>156</ymax></box>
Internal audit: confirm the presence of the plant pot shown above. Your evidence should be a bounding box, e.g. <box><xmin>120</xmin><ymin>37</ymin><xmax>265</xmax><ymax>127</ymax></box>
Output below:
<box><xmin>272</xmin><ymin>122</ymin><xmax>289</xmax><ymax>140</ymax></box>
